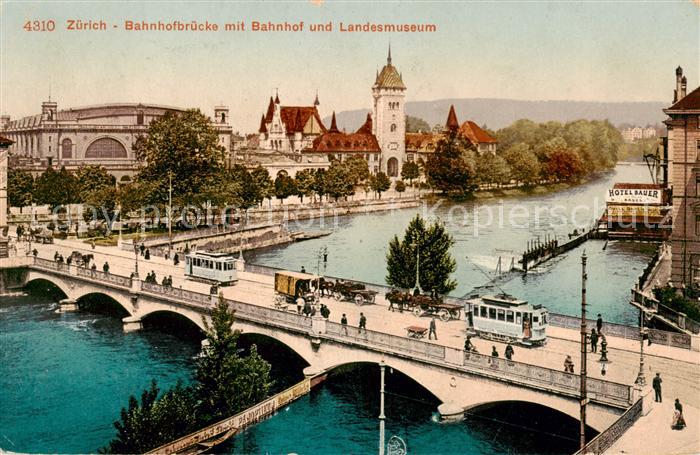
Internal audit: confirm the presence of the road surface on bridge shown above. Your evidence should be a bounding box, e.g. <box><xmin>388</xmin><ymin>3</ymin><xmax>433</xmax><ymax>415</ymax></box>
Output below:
<box><xmin>23</xmin><ymin>239</ymin><xmax>700</xmax><ymax>411</ymax></box>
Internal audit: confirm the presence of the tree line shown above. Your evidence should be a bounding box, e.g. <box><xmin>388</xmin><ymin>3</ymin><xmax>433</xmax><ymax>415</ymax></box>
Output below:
<box><xmin>7</xmin><ymin>109</ymin><xmax>415</xmax><ymax>226</ymax></box>
<box><xmin>423</xmin><ymin>118</ymin><xmax>623</xmax><ymax>196</ymax></box>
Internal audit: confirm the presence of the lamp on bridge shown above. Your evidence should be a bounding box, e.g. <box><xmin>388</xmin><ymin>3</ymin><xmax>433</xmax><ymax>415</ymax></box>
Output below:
<box><xmin>133</xmin><ymin>243</ymin><xmax>139</xmax><ymax>278</ymax></box>
<box><xmin>411</xmin><ymin>241</ymin><xmax>421</xmax><ymax>295</ymax></box>
<box><xmin>598</xmin><ymin>333</ymin><xmax>611</xmax><ymax>375</ymax></box>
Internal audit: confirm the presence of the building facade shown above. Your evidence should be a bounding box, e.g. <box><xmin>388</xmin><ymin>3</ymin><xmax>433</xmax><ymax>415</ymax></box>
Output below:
<box><xmin>664</xmin><ymin>66</ymin><xmax>699</xmax><ymax>288</ymax></box>
<box><xmin>372</xmin><ymin>47</ymin><xmax>407</xmax><ymax>178</ymax></box>
<box><xmin>257</xmin><ymin>94</ymin><xmax>327</xmax><ymax>154</ymax></box>
<box><xmin>1</xmin><ymin>101</ymin><xmax>233</xmax><ymax>181</ymax></box>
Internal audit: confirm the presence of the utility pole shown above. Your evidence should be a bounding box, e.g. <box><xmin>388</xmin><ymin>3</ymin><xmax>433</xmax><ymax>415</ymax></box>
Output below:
<box><xmin>635</xmin><ymin>302</ymin><xmax>647</xmax><ymax>387</ymax></box>
<box><xmin>168</xmin><ymin>172</ymin><xmax>173</xmax><ymax>256</ymax></box>
<box><xmin>580</xmin><ymin>252</ymin><xmax>588</xmax><ymax>450</ymax></box>
<box><xmin>379</xmin><ymin>361</ymin><xmax>386</xmax><ymax>455</ymax></box>
<box><xmin>412</xmin><ymin>241</ymin><xmax>421</xmax><ymax>294</ymax></box>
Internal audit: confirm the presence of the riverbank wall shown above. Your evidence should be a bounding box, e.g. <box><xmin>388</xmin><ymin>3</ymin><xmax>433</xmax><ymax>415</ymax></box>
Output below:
<box><xmin>0</xmin><ymin>257</ymin><xmax>31</xmax><ymax>295</ymax></box>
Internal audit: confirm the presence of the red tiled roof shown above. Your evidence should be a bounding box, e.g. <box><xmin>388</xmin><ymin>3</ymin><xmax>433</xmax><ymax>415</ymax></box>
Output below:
<box><xmin>258</xmin><ymin>114</ymin><xmax>267</xmax><ymax>133</ymax></box>
<box><xmin>264</xmin><ymin>97</ymin><xmax>275</xmax><ymax>123</ymax></box>
<box><xmin>280</xmin><ymin>106</ymin><xmax>327</xmax><ymax>134</ymax></box>
<box><xmin>356</xmin><ymin>113</ymin><xmax>373</xmax><ymax>135</ymax></box>
<box><xmin>445</xmin><ymin>105</ymin><xmax>459</xmax><ymax>131</ymax></box>
<box><xmin>666</xmin><ymin>85</ymin><xmax>700</xmax><ymax>111</ymax></box>
<box><xmin>405</xmin><ymin>132</ymin><xmax>438</xmax><ymax>152</ymax></box>
<box><xmin>0</xmin><ymin>135</ymin><xmax>14</xmax><ymax>147</ymax></box>
<box><xmin>308</xmin><ymin>122</ymin><xmax>381</xmax><ymax>154</ymax></box>
<box><xmin>459</xmin><ymin>121</ymin><xmax>497</xmax><ymax>144</ymax></box>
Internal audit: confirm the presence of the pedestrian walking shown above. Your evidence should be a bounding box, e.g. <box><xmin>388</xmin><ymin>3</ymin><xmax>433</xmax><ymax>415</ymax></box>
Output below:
<box><xmin>590</xmin><ymin>328</ymin><xmax>599</xmax><ymax>353</ymax></box>
<box><xmin>596</xmin><ymin>313</ymin><xmax>603</xmax><ymax>334</ymax></box>
<box><xmin>320</xmin><ymin>304</ymin><xmax>330</xmax><ymax>319</ymax></box>
<box><xmin>341</xmin><ymin>313</ymin><xmax>348</xmax><ymax>335</ymax></box>
<box><xmin>300</xmin><ymin>266</ymin><xmax>306</xmax><ymax>273</ymax></box>
<box><xmin>296</xmin><ymin>296</ymin><xmax>304</xmax><ymax>315</ymax></box>
<box><xmin>653</xmin><ymin>373</ymin><xmax>663</xmax><ymax>403</ymax></box>
<box><xmin>491</xmin><ymin>346</ymin><xmax>499</xmax><ymax>357</ymax></box>
<box><xmin>139</xmin><ymin>244</ymin><xmax>145</xmax><ymax>256</ymax></box>
<box><xmin>359</xmin><ymin>312</ymin><xmax>367</xmax><ymax>334</ymax></box>
<box><xmin>103</xmin><ymin>262</ymin><xmax>110</xmax><ymax>273</ymax></box>
<box><xmin>144</xmin><ymin>249</ymin><xmax>151</xmax><ymax>260</ymax></box>
<box><xmin>168</xmin><ymin>275</ymin><xmax>173</xmax><ymax>287</ymax></box>
<box><xmin>505</xmin><ymin>343</ymin><xmax>514</xmax><ymax>360</ymax></box>
<box><xmin>91</xmin><ymin>240</ymin><xmax>96</xmax><ymax>250</ymax></box>
<box><xmin>303</xmin><ymin>300</ymin><xmax>311</xmax><ymax>318</ymax></box>
<box><xmin>464</xmin><ymin>336</ymin><xmax>476</xmax><ymax>352</ymax></box>
<box><xmin>32</xmin><ymin>248</ymin><xmax>38</xmax><ymax>257</ymax></box>
<box><xmin>564</xmin><ymin>355</ymin><xmax>574</xmax><ymax>373</ymax></box>
<box><xmin>672</xmin><ymin>398</ymin><xmax>686</xmax><ymax>430</ymax></box>
<box><xmin>429</xmin><ymin>317</ymin><xmax>437</xmax><ymax>340</ymax></box>
<box><xmin>173</xmin><ymin>253</ymin><xmax>180</xmax><ymax>266</ymax></box>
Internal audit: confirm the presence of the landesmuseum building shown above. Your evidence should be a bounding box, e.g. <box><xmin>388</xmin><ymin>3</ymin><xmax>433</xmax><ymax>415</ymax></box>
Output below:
<box><xmin>0</xmin><ymin>100</ymin><xmax>233</xmax><ymax>181</ymax></box>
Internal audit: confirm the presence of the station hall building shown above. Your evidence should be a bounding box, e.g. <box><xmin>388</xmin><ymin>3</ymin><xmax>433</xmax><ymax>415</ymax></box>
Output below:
<box><xmin>1</xmin><ymin>101</ymin><xmax>233</xmax><ymax>181</ymax></box>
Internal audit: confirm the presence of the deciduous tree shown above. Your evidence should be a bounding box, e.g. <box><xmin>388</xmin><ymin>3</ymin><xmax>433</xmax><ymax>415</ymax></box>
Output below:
<box><xmin>370</xmin><ymin>172</ymin><xmax>391</xmax><ymax>199</ymax></box>
<box><xmin>294</xmin><ymin>169</ymin><xmax>315</xmax><ymax>203</ymax></box>
<box><xmin>424</xmin><ymin>130</ymin><xmax>477</xmax><ymax>196</ymax></box>
<box><xmin>400</xmin><ymin>161</ymin><xmax>420</xmax><ymax>185</ymax></box>
<box><xmin>8</xmin><ymin>168</ymin><xmax>34</xmax><ymax>208</ymax></box>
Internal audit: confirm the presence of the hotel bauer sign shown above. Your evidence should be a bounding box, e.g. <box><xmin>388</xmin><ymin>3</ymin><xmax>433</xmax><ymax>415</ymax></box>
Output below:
<box><xmin>606</xmin><ymin>187</ymin><xmax>662</xmax><ymax>205</ymax></box>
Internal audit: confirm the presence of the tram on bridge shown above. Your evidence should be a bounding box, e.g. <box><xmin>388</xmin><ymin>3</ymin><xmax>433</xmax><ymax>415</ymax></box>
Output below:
<box><xmin>466</xmin><ymin>294</ymin><xmax>548</xmax><ymax>346</ymax></box>
<box><xmin>184</xmin><ymin>251</ymin><xmax>237</xmax><ymax>285</ymax></box>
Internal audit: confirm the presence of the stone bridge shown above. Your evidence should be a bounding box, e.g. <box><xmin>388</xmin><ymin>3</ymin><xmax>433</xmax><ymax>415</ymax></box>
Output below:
<box><xmin>13</xmin><ymin>256</ymin><xmax>640</xmax><ymax>432</ymax></box>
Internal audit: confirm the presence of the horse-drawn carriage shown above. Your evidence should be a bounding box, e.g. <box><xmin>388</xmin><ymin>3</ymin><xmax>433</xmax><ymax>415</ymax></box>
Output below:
<box><xmin>329</xmin><ymin>280</ymin><xmax>378</xmax><ymax>305</ymax></box>
<box><xmin>274</xmin><ymin>271</ymin><xmax>320</xmax><ymax>309</ymax></box>
<box><xmin>385</xmin><ymin>290</ymin><xmax>462</xmax><ymax>322</ymax></box>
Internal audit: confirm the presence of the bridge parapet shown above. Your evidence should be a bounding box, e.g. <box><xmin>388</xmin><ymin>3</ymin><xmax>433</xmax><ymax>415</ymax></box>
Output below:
<box><xmin>25</xmin><ymin>257</ymin><xmax>633</xmax><ymax>410</ymax></box>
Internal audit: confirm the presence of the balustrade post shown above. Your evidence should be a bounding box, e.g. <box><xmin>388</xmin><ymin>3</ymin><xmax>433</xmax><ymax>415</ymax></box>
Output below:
<box><xmin>130</xmin><ymin>275</ymin><xmax>141</xmax><ymax>294</ymax></box>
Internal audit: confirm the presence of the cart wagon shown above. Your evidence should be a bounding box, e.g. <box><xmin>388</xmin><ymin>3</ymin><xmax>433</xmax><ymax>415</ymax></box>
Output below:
<box><xmin>331</xmin><ymin>280</ymin><xmax>378</xmax><ymax>305</ymax></box>
<box><xmin>274</xmin><ymin>271</ymin><xmax>320</xmax><ymax>309</ymax></box>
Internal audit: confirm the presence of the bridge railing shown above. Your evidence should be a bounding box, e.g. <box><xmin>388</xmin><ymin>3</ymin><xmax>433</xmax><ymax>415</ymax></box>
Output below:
<box><xmin>574</xmin><ymin>397</ymin><xmax>643</xmax><ymax>455</ymax></box>
<box><xmin>225</xmin><ymin>298</ymin><xmax>313</xmax><ymax>331</ymax></box>
<box><xmin>325</xmin><ymin>321</ymin><xmax>447</xmax><ymax>360</ymax></box>
<box><xmin>75</xmin><ymin>267</ymin><xmax>132</xmax><ymax>289</ymax></box>
<box><xmin>140</xmin><ymin>282</ymin><xmax>212</xmax><ymax>307</ymax></box>
<box><xmin>459</xmin><ymin>349</ymin><xmax>632</xmax><ymax>407</ymax></box>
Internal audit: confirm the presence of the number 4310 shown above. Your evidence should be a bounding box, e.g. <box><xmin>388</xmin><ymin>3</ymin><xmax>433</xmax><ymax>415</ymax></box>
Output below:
<box><xmin>24</xmin><ymin>20</ymin><xmax>56</xmax><ymax>31</ymax></box>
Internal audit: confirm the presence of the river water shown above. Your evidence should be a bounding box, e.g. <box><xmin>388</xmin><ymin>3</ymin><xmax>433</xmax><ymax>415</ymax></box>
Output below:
<box><xmin>0</xmin><ymin>165</ymin><xmax>653</xmax><ymax>453</ymax></box>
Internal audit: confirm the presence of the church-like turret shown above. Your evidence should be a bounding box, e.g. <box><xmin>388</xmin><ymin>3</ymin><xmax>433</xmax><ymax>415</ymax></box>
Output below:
<box><xmin>372</xmin><ymin>46</ymin><xmax>406</xmax><ymax>178</ymax></box>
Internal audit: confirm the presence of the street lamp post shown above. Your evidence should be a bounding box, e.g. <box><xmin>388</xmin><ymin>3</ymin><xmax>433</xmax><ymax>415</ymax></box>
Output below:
<box><xmin>133</xmin><ymin>243</ymin><xmax>139</xmax><ymax>278</ymax></box>
<box><xmin>379</xmin><ymin>361</ymin><xmax>386</xmax><ymax>455</ymax></box>
<box><xmin>635</xmin><ymin>305</ymin><xmax>648</xmax><ymax>386</ymax></box>
<box><xmin>412</xmin><ymin>241</ymin><xmax>421</xmax><ymax>295</ymax></box>
<box><xmin>579</xmin><ymin>252</ymin><xmax>588</xmax><ymax>451</ymax></box>
<box><xmin>168</xmin><ymin>172</ymin><xmax>173</xmax><ymax>257</ymax></box>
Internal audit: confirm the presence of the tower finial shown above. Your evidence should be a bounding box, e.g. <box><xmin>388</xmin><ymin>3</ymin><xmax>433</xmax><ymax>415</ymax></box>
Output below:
<box><xmin>274</xmin><ymin>88</ymin><xmax>280</xmax><ymax>104</ymax></box>
<box><xmin>314</xmin><ymin>90</ymin><xmax>320</xmax><ymax>106</ymax></box>
<box><xmin>387</xmin><ymin>43</ymin><xmax>392</xmax><ymax>65</ymax></box>
<box><xmin>48</xmin><ymin>82</ymin><xmax>52</xmax><ymax>102</ymax></box>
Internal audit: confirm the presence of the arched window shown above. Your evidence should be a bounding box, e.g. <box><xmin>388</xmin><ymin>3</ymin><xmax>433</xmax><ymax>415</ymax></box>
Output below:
<box><xmin>61</xmin><ymin>138</ymin><xmax>73</xmax><ymax>159</ymax></box>
<box><xmin>85</xmin><ymin>137</ymin><xmax>128</xmax><ymax>158</ymax></box>
<box><xmin>390</xmin><ymin>124</ymin><xmax>397</xmax><ymax>132</ymax></box>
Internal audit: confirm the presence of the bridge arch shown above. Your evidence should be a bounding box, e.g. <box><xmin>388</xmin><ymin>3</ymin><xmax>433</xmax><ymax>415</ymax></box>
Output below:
<box><xmin>139</xmin><ymin>308</ymin><xmax>207</xmax><ymax>333</ymax></box>
<box><xmin>25</xmin><ymin>276</ymin><xmax>70</xmax><ymax>300</ymax></box>
<box><xmin>140</xmin><ymin>310</ymin><xmax>206</xmax><ymax>338</ymax></box>
<box><xmin>232</xmin><ymin>324</ymin><xmax>316</xmax><ymax>367</ymax></box>
<box><xmin>75</xmin><ymin>292</ymin><xmax>132</xmax><ymax>318</ymax></box>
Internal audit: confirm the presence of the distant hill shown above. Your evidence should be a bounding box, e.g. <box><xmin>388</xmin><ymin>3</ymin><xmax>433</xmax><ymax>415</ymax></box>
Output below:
<box><xmin>328</xmin><ymin>98</ymin><xmax>668</xmax><ymax>132</ymax></box>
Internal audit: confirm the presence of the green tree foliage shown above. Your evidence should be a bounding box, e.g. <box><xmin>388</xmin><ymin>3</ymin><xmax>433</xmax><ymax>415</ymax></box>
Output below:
<box><xmin>74</xmin><ymin>165</ymin><xmax>116</xmax><ymax>201</ymax></box>
<box><xmin>294</xmin><ymin>169</ymin><xmax>315</xmax><ymax>203</ymax></box>
<box><xmin>400</xmin><ymin>161</ymin><xmax>420</xmax><ymax>185</ymax></box>
<box><xmin>395</xmin><ymin>180</ymin><xmax>406</xmax><ymax>193</ymax></box>
<box><xmin>495</xmin><ymin>119</ymin><xmax>621</xmax><ymax>180</ymax></box>
<box><xmin>312</xmin><ymin>168</ymin><xmax>327</xmax><ymax>202</ymax></box>
<box><xmin>274</xmin><ymin>174</ymin><xmax>297</xmax><ymax>202</ymax></box>
<box><xmin>101</xmin><ymin>380</ymin><xmax>198</xmax><ymax>454</ymax></box>
<box><xmin>502</xmin><ymin>144</ymin><xmax>541</xmax><ymax>186</ymax></box>
<box><xmin>406</xmin><ymin>115</ymin><xmax>431</xmax><ymax>133</ymax></box>
<box><xmin>134</xmin><ymin>109</ymin><xmax>226</xmax><ymax>207</ymax></box>
<box><xmin>476</xmin><ymin>153</ymin><xmax>511</xmax><ymax>187</ymax></box>
<box><xmin>8</xmin><ymin>168</ymin><xmax>34</xmax><ymax>207</ymax></box>
<box><xmin>653</xmin><ymin>286</ymin><xmax>700</xmax><ymax>322</ymax></box>
<box><xmin>229</xmin><ymin>164</ymin><xmax>258</xmax><ymax>211</ymax></box>
<box><xmin>344</xmin><ymin>156</ymin><xmax>370</xmax><ymax>187</ymax></box>
<box><xmin>34</xmin><ymin>166</ymin><xmax>77</xmax><ymax>208</ymax></box>
<box><xmin>324</xmin><ymin>161</ymin><xmax>354</xmax><ymax>202</ymax></box>
<box><xmin>250</xmin><ymin>166</ymin><xmax>274</xmax><ymax>206</ymax></box>
<box><xmin>195</xmin><ymin>295</ymin><xmax>273</xmax><ymax>423</ymax></box>
<box><xmin>370</xmin><ymin>172</ymin><xmax>391</xmax><ymax>199</ymax></box>
<box><xmin>386</xmin><ymin>215</ymin><xmax>457</xmax><ymax>294</ymax></box>
<box><xmin>424</xmin><ymin>130</ymin><xmax>477</xmax><ymax>195</ymax></box>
